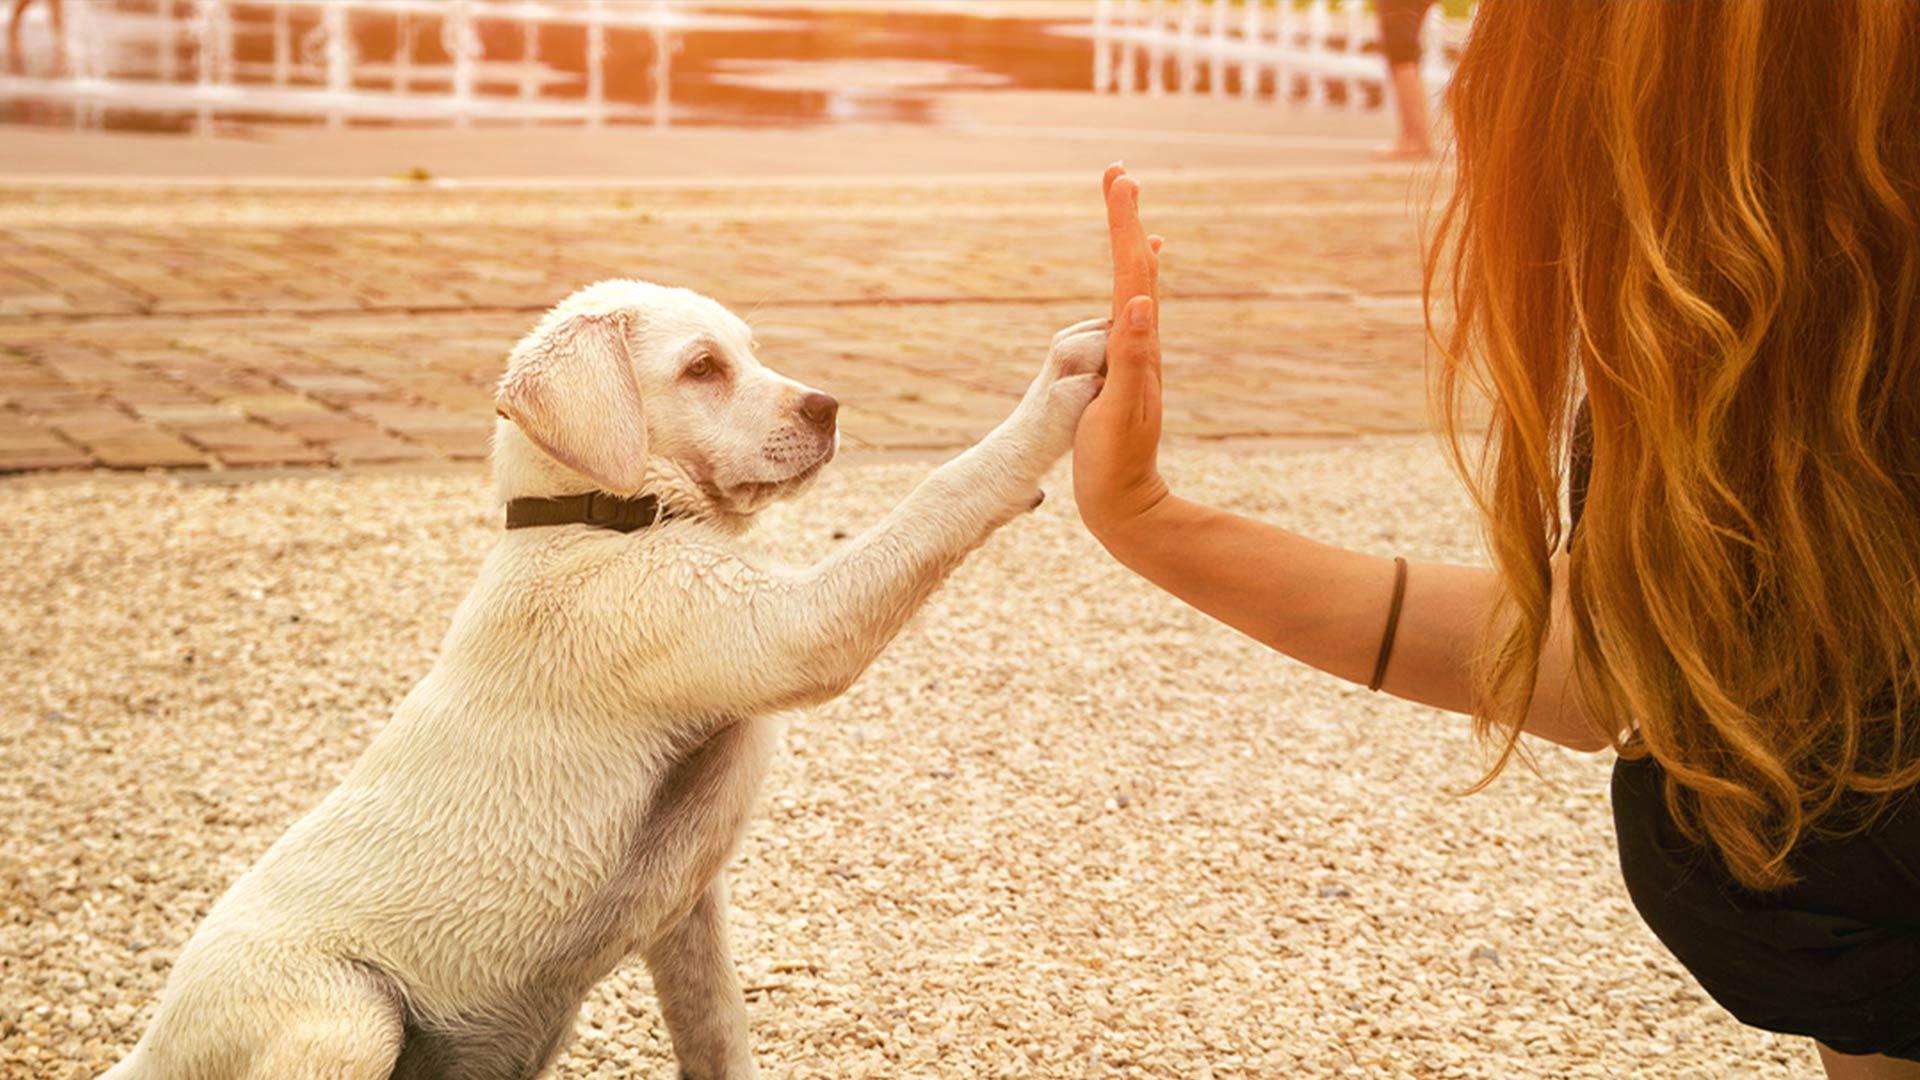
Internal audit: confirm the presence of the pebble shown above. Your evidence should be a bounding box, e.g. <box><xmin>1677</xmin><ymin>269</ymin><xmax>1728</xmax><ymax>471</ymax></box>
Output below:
<box><xmin>0</xmin><ymin>445</ymin><xmax>1818</xmax><ymax>1077</ymax></box>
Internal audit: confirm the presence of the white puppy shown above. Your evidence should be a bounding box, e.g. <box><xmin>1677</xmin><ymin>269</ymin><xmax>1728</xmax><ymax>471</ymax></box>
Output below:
<box><xmin>101</xmin><ymin>279</ymin><xmax>1108</xmax><ymax>1080</ymax></box>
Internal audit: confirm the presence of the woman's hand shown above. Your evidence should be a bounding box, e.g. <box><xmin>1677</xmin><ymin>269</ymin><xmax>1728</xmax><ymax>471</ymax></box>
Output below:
<box><xmin>1074</xmin><ymin>164</ymin><xmax>1171</xmax><ymax>542</ymax></box>
<box><xmin>1060</xmin><ymin>172</ymin><xmax>1602</xmax><ymax>745</ymax></box>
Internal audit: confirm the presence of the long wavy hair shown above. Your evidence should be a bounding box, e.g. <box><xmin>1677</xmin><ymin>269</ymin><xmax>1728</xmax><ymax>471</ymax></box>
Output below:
<box><xmin>1427</xmin><ymin>0</ymin><xmax>1920</xmax><ymax>889</ymax></box>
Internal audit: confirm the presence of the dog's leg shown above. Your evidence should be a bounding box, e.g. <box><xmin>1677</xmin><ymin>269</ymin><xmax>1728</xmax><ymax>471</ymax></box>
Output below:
<box><xmin>108</xmin><ymin>949</ymin><xmax>404</xmax><ymax>1080</ymax></box>
<box><xmin>239</xmin><ymin>1014</ymin><xmax>403</xmax><ymax>1080</ymax></box>
<box><xmin>770</xmin><ymin>318</ymin><xmax>1110</xmax><ymax>700</ymax></box>
<box><xmin>645</xmin><ymin>875</ymin><xmax>756</xmax><ymax>1080</ymax></box>
<box><xmin>239</xmin><ymin>969</ymin><xmax>404</xmax><ymax>1080</ymax></box>
<box><xmin>628</xmin><ymin>319</ymin><xmax>1107</xmax><ymax>715</ymax></box>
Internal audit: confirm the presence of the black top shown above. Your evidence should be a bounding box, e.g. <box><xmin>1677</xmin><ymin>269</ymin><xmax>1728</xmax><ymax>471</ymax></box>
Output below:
<box><xmin>1566</xmin><ymin>396</ymin><xmax>1594</xmax><ymax>548</ymax></box>
<box><xmin>1569</xmin><ymin>396</ymin><xmax>1920</xmax><ymax>1057</ymax></box>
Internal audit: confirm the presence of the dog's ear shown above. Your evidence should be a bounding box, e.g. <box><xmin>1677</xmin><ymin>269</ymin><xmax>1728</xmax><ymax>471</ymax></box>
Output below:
<box><xmin>496</xmin><ymin>310</ymin><xmax>649</xmax><ymax>494</ymax></box>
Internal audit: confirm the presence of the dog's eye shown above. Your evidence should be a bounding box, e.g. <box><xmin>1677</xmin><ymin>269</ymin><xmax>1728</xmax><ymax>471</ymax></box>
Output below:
<box><xmin>684</xmin><ymin>353</ymin><xmax>718</xmax><ymax>379</ymax></box>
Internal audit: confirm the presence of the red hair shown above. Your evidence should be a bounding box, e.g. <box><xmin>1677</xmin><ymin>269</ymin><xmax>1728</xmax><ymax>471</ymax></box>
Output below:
<box><xmin>1428</xmin><ymin>0</ymin><xmax>1920</xmax><ymax>889</ymax></box>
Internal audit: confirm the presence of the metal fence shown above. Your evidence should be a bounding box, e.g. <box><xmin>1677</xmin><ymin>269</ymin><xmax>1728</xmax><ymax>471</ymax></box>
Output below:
<box><xmin>2</xmin><ymin>0</ymin><xmax>1473</xmax><ymax>132</ymax></box>
<box><xmin>1092</xmin><ymin>0</ymin><xmax>1469</xmax><ymax>109</ymax></box>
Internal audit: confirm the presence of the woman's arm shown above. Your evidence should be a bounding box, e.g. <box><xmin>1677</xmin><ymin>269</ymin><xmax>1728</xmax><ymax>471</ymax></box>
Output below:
<box><xmin>1076</xmin><ymin>166</ymin><xmax>1604</xmax><ymax>751</ymax></box>
<box><xmin>1095</xmin><ymin>500</ymin><xmax>1600</xmax><ymax>749</ymax></box>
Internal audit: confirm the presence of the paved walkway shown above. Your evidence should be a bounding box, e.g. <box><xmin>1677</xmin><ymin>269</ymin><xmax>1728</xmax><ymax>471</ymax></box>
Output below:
<box><xmin>0</xmin><ymin>167</ymin><xmax>1442</xmax><ymax>473</ymax></box>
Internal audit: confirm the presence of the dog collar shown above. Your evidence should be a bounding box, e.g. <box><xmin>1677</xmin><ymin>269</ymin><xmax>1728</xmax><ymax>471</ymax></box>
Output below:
<box><xmin>504</xmin><ymin>492</ymin><xmax>676</xmax><ymax>533</ymax></box>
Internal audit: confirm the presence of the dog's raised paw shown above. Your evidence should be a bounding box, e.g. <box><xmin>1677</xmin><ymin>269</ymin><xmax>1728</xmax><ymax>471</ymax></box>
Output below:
<box><xmin>1048</xmin><ymin>322</ymin><xmax>1111</xmax><ymax>380</ymax></box>
<box><xmin>1051</xmin><ymin>314</ymin><xmax>1112</xmax><ymax>348</ymax></box>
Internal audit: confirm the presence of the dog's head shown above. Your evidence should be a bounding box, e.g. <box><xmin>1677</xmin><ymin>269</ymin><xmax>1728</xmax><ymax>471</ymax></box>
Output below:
<box><xmin>492</xmin><ymin>279</ymin><xmax>838</xmax><ymax>519</ymax></box>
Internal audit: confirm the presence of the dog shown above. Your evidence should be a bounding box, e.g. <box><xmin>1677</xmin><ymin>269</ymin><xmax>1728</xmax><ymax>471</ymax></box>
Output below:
<box><xmin>99</xmin><ymin>279</ymin><xmax>1110</xmax><ymax>1080</ymax></box>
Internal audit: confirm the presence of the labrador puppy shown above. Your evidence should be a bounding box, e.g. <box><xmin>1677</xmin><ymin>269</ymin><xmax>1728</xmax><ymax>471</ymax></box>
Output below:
<box><xmin>100</xmin><ymin>279</ymin><xmax>1109</xmax><ymax>1080</ymax></box>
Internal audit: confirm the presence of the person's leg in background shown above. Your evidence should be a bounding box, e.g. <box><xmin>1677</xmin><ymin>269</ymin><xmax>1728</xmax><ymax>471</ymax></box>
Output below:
<box><xmin>9</xmin><ymin>0</ymin><xmax>62</xmax><ymax>76</ymax></box>
<box><xmin>46</xmin><ymin>0</ymin><xmax>63</xmax><ymax>76</ymax></box>
<box><xmin>7</xmin><ymin>0</ymin><xmax>31</xmax><ymax>74</ymax></box>
<box><xmin>1377</xmin><ymin>0</ymin><xmax>1435</xmax><ymax>160</ymax></box>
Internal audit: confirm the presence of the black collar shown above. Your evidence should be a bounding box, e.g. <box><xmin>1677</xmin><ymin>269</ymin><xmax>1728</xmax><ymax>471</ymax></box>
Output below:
<box><xmin>504</xmin><ymin>492</ymin><xmax>676</xmax><ymax>533</ymax></box>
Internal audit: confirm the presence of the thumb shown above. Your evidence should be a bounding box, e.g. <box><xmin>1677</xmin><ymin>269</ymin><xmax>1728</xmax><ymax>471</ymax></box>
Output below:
<box><xmin>1102</xmin><ymin>294</ymin><xmax>1158</xmax><ymax>402</ymax></box>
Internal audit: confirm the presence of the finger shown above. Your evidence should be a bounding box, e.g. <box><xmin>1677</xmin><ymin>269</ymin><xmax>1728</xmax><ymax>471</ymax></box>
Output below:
<box><xmin>1149</xmin><ymin>234</ymin><xmax>1164</xmax><ymax>256</ymax></box>
<box><xmin>1102</xmin><ymin>294</ymin><xmax>1159</xmax><ymax>405</ymax></box>
<box><xmin>1102</xmin><ymin>161</ymin><xmax>1125</xmax><ymax>202</ymax></box>
<box><xmin>1107</xmin><ymin>176</ymin><xmax>1154</xmax><ymax>322</ymax></box>
<box><xmin>1125</xmin><ymin>293</ymin><xmax>1157</xmax><ymax>336</ymax></box>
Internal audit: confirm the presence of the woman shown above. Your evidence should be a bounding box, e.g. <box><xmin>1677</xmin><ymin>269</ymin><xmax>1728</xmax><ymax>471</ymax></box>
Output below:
<box><xmin>1076</xmin><ymin>2</ymin><xmax>1920</xmax><ymax>1075</ymax></box>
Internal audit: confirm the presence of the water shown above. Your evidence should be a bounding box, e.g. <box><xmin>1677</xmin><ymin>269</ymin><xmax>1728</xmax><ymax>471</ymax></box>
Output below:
<box><xmin>653</xmin><ymin>7</ymin><xmax>1089</xmax><ymax>126</ymax></box>
<box><xmin>1</xmin><ymin>2</ymin><xmax>1093</xmax><ymax>134</ymax></box>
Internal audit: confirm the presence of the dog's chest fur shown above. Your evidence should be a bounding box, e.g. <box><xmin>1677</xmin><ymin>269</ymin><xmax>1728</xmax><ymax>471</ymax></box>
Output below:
<box><xmin>385</xmin><ymin>715</ymin><xmax>775</xmax><ymax>1080</ymax></box>
<box><xmin>554</xmin><ymin>715</ymin><xmax>773</xmax><ymax>976</ymax></box>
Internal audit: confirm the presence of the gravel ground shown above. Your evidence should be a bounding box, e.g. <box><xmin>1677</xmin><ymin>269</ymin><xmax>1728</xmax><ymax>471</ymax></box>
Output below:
<box><xmin>2</xmin><ymin>441</ymin><xmax>1819</xmax><ymax>1079</ymax></box>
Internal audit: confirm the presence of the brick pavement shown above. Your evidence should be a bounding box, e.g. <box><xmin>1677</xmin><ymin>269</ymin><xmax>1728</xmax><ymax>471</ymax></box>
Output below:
<box><xmin>0</xmin><ymin>171</ymin><xmax>1445</xmax><ymax>473</ymax></box>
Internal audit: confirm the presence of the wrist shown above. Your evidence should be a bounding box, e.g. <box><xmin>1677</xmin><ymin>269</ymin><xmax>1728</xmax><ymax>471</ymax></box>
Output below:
<box><xmin>1082</xmin><ymin>477</ymin><xmax>1179</xmax><ymax>551</ymax></box>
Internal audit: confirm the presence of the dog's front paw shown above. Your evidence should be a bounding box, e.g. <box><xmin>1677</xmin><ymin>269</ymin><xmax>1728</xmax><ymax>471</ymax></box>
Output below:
<box><xmin>1047</xmin><ymin>315</ymin><xmax>1111</xmax><ymax>379</ymax></box>
<box><xmin>980</xmin><ymin>317</ymin><xmax>1110</xmax><ymax>508</ymax></box>
<box><xmin>1014</xmin><ymin>317</ymin><xmax>1109</xmax><ymax>457</ymax></box>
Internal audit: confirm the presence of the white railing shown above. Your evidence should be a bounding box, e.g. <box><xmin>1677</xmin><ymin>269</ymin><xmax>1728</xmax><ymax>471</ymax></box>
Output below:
<box><xmin>0</xmin><ymin>0</ymin><xmax>776</xmax><ymax>131</ymax></box>
<box><xmin>1092</xmin><ymin>0</ymin><xmax>1468</xmax><ymax>110</ymax></box>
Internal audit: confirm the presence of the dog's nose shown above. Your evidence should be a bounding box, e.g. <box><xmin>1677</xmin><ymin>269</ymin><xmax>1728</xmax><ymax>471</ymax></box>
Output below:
<box><xmin>798</xmin><ymin>391</ymin><xmax>838</xmax><ymax>431</ymax></box>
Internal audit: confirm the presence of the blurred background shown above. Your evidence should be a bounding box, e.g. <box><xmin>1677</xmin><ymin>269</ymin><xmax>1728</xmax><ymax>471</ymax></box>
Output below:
<box><xmin>2</xmin><ymin>1</ymin><xmax>1466</xmax><ymax>134</ymax></box>
<box><xmin>0</xmin><ymin>0</ymin><xmax>1469</xmax><ymax>471</ymax></box>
